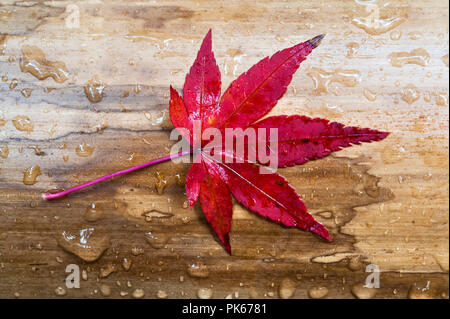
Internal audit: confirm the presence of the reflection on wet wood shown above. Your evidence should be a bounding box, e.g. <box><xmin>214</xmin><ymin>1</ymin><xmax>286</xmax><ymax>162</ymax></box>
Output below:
<box><xmin>0</xmin><ymin>0</ymin><xmax>448</xmax><ymax>298</ymax></box>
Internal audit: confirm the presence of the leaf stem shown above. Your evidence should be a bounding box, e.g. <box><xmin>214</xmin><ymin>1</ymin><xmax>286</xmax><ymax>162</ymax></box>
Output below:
<box><xmin>42</xmin><ymin>150</ymin><xmax>193</xmax><ymax>200</ymax></box>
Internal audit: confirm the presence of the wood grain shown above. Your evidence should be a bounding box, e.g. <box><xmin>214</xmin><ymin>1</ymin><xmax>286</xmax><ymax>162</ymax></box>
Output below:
<box><xmin>0</xmin><ymin>0</ymin><xmax>448</xmax><ymax>299</ymax></box>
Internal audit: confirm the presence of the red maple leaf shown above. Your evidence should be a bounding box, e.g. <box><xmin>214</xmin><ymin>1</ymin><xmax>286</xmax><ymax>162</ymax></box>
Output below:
<box><xmin>43</xmin><ymin>30</ymin><xmax>389</xmax><ymax>255</ymax></box>
<box><xmin>169</xmin><ymin>30</ymin><xmax>389</xmax><ymax>254</ymax></box>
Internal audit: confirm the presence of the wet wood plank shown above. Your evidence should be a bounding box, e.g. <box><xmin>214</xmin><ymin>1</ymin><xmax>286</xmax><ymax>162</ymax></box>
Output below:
<box><xmin>0</xmin><ymin>0</ymin><xmax>448</xmax><ymax>299</ymax></box>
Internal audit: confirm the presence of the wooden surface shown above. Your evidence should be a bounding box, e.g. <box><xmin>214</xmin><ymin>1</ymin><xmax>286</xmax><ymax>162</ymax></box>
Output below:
<box><xmin>0</xmin><ymin>0</ymin><xmax>448</xmax><ymax>299</ymax></box>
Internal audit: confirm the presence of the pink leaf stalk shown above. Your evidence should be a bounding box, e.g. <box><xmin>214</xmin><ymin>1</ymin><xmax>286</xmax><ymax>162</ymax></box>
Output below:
<box><xmin>42</xmin><ymin>150</ymin><xmax>192</xmax><ymax>200</ymax></box>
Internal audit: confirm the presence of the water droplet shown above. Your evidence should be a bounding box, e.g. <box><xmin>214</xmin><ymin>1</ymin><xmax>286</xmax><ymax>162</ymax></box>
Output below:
<box><xmin>131</xmin><ymin>247</ymin><xmax>144</xmax><ymax>256</ymax></box>
<box><xmin>132</xmin><ymin>288</ymin><xmax>145</xmax><ymax>299</ymax></box>
<box><xmin>144</xmin><ymin>112</ymin><xmax>152</xmax><ymax>121</ymax></box>
<box><xmin>19</xmin><ymin>45</ymin><xmax>68</xmax><ymax>83</ymax></box>
<box><xmin>352</xmin><ymin>2</ymin><xmax>407</xmax><ymax>35</ymax></box>
<box><xmin>134</xmin><ymin>84</ymin><xmax>142</xmax><ymax>94</ymax></box>
<box><xmin>346</xmin><ymin>42</ymin><xmax>360</xmax><ymax>58</ymax></box>
<box><xmin>388</xmin><ymin>48</ymin><xmax>430</xmax><ymax>67</ymax></box>
<box><xmin>175</xmin><ymin>173</ymin><xmax>186</xmax><ymax>186</ymax></box>
<box><xmin>307</xmin><ymin>68</ymin><xmax>361</xmax><ymax>95</ymax></box>
<box><xmin>84</xmin><ymin>203</ymin><xmax>104</xmax><ymax>222</ymax></box>
<box><xmin>155</xmin><ymin>171</ymin><xmax>167</xmax><ymax>195</ymax></box>
<box><xmin>442</xmin><ymin>54</ymin><xmax>449</xmax><ymax>67</ymax></box>
<box><xmin>20</xmin><ymin>88</ymin><xmax>33</xmax><ymax>98</ymax></box>
<box><xmin>390</xmin><ymin>30</ymin><xmax>402</xmax><ymax>40</ymax></box>
<box><xmin>94</xmin><ymin>119</ymin><xmax>108</xmax><ymax>134</ymax></box>
<box><xmin>187</xmin><ymin>262</ymin><xmax>209</xmax><ymax>278</ymax></box>
<box><xmin>365</xmin><ymin>184</ymin><xmax>380</xmax><ymax>198</ymax></box>
<box><xmin>75</xmin><ymin>142</ymin><xmax>94</xmax><ymax>157</ymax></box>
<box><xmin>143</xmin><ymin>209</ymin><xmax>173</xmax><ymax>219</ymax></box>
<box><xmin>100</xmin><ymin>263</ymin><xmax>116</xmax><ymax>278</ymax></box>
<box><xmin>0</xmin><ymin>34</ymin><xmax>6</xmax><ymax>55</ymax></box>
<box><xmin>351</xmin><ymin>283</ymin><xmax>377</xmax><ymax>299</ymax></box>
<box><xmin>408</xmin><ymin>31</ymin><xmax>422</xmax><ymax>40</ymax></box>
<box><xmin>150</xmin><ymin>111</ymin><xmax>170</xmax><ymax>127</ymax></box>
<box><xmin>54</xmin><ymin>286</ymin><xmax>67</xmax><ymax>296</ymax></box>
<box><xmin>9</xmin><ymin>78</ymin><xmax>18</xmax><ymax>90</ymax></box>
<box><xmin>30</xmin><ymin>145</ymin><xmax>44</xmax><ymax>156</ymax></box>
<box><xmin>278</xmin><ymin>278</ymin><xmax>296</xmax><ymax>299</ymax></box>
<box><xmin>308</xmin><ymin>286</ymin><xmax>329</xmax><ymax>299</ymax></box>
<box><xmin>363</xmin><ymin>88</ymin><xmax>377</xmax><ymax>101</ymax></box>
<box><xmin>224</xmin><ymin>48</ymin><xmax>246</xmax><ymax>77</ymax></box>
<box><xmin>0</xmin><ymin>145</ymin><xmax>9</xmax><ymax>159</ymax></box>
<box><xmin>12</xmin><ymin>115</ymin><xmax>34</xmax><ymax>133</ymax></box>
<box><xmin>100</xmin><ymin>284</ymin><xmax>111</xmax><ymax>296</ymax></box>
<box><xmin>122</xmin><ymin>257</ymin><xmax>132</xmax><ymax>271</ymax></box>
<box><xmin>435</xmin><ymin>92</ymin><xmax>449</xmax><ymax>107</ymax></box>
<box><xmin>347</xmin><ymin>256</ymin><xmax>362</xmax><ymax>271</ymax></box>
<box><xmin>408</xmin><ymin>281</ymin><xmax>436</xmax><ymax>299</ymax></box>
<box><xmin>122</xmin><ymin>90</ymin><xmax>130</xmax><ymax>98</ymax></box>
<box><xmin>156</xmin><ymin>290</ymin><xmax>168</xmax><ymax>299</ymax></box>
<box><xmin>0</xmin><ymin>112</ymin><xmax>6</xmax><ymax>127</ymax></box>
<box><xmin>127</xmin><ymin>152</ymin><xmax>136</xmax><ymax>162</ymax></box>
<box><xmin>57</xmin><ymin>228</ymin><xmax>110</xmax><ymax>262</ymax></box>
<box><xmin>84</xmin><ymin>76</ymin><xmax>105</xmax><ymax>103</ymax></box>
<box><xmin>401</xmin><ymin>84</ymin><xmax>420</xmax><ymax>104</ymax></box>
<box><xmin>145</xmin><ymin>231</ymin><xmax>169</xmax><ymax>249</ymax></box>
<box><xmin>23</xmin><ymin>165</ymin><xmax>41</xmax><ymax>185</ymax></box>
<box><xmin>197</xmin><ymin>287</ymin><xmax>213</xmax><ymax>299</ymax></box>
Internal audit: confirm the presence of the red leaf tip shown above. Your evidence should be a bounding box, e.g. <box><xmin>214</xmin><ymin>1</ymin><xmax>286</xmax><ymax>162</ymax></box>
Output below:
<box><xmin>223</xmin><ymin>233</ymin><xmax>232</xmax><ymax>255</ymax></box>
<box><xmin>307</xmin><ymin>34</ymin><xmax>325</xmax><ymax>48</ymax></box>
<box><xmin>200</xmin><ymin>29</ymin><xmax>212</xmax><ymax>52</ymax></box>
<box><xmin>310</xmin><ymin>222</ymin><xmax>331</xmax><ymax>241</ymax></box>
<box><xmin>370</xmin><ymin>129</ymin><xmax>390</xmax><ymax>142</ymax></box>
<box><xmin>169</xmin><ymin>85</ymin><xmax>180</xmax><ymax>99</ymax></box>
